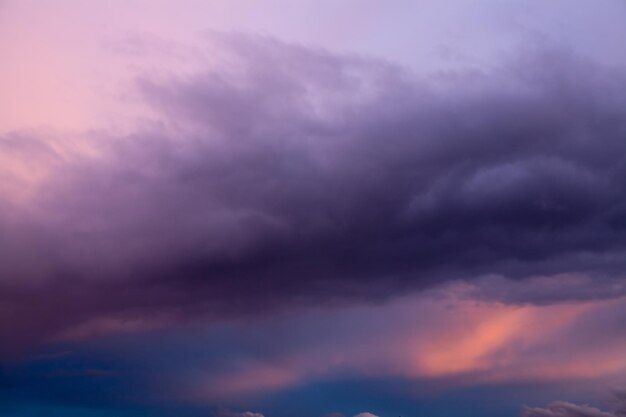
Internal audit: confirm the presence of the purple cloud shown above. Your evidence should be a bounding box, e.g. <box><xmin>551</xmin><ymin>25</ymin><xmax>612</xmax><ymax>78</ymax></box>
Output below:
<box><xmin>1</xmin><ymin>35</ymin><xmax>626</xmax><ymax>357</ymax></box>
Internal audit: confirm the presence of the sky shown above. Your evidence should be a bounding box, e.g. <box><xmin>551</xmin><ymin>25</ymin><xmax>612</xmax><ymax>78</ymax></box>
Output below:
<box><xmin>2</xmin><ymin>1</ymin><xmax>626</xmax><ymax>416</ymax></box>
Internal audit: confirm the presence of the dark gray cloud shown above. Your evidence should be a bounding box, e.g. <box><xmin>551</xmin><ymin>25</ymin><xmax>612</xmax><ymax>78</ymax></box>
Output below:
<box><xmin>2</xmin><ymin>35</ymin><xmax>626</xmax><ymax>354</ymax></box>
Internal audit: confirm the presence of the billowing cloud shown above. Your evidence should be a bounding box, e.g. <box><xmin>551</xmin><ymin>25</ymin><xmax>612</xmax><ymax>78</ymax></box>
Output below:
<box><xmin>2</xmin><ymin>34</ymin><xmax>626</xmax><ymax>357</ymax></box>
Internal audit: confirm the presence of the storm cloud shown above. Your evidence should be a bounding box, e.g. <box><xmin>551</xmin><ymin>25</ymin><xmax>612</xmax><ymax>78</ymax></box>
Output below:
<box><xmin>1</xmin><ymin>35</ymin><xmax>626</xmax><ymax>354</ymax></box>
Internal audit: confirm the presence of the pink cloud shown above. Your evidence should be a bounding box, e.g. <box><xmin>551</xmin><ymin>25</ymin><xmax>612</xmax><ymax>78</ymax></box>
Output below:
<box><xmin>178</xmin><ymin>289</ymin><xmax>626</xmax><ymax>402</ymax></box>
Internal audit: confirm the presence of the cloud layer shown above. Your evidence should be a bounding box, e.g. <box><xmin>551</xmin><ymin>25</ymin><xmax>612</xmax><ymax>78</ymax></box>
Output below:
<box><xmin>1</xmin><ymin>35</ymin><xmax>626</xmax><ymax>356</ymax></box>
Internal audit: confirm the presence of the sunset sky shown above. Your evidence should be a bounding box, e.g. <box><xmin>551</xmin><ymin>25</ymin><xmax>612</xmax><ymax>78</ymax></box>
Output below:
<box><xmin>2</xmin><ymin>1</ymin><xmax>626</xmax><ymax>416</ymax></box>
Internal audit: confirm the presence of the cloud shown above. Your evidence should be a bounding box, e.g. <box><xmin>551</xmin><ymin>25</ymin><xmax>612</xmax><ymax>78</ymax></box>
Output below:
<box><xmin>522</xmin><ymin>402</ymin><xmax>615</xmax><ymax>417</ymax></box>
<box><xmin>215</xmin><ymin>411</ymin><xmax>265</xmax><ymax>417</ymax></box>
<box><xmin>2</xmin><ymin>34</ymin><xmax>626</xmax><ymax>355</ymax></box>
<box><xmin>458</xmin><ymin>274</ymin><xmax>626</xmax><ymax>306</ymax></box>
<box><xmin>210</xmin><ymin>410</ymin><xmax>372</xmax><ymax>417</ymax></box>
<box><xmin>522</xmin><ymin>390</ymin><xmax>626</xmax><ymax>417</ymax></box>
